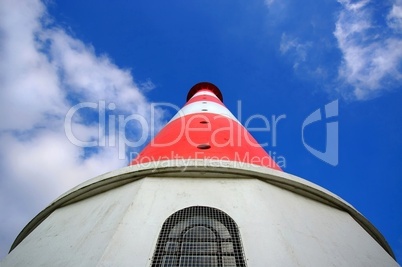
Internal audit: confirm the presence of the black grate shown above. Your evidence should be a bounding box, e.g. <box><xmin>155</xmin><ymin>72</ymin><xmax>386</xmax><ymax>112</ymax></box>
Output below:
<box><xmin>151</xmin><ymin>206</ymin><xmax>247</xmax><ymax>267</ymax></box>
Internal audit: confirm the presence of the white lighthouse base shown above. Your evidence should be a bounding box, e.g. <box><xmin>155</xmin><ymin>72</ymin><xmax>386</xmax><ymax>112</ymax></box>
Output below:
<box><xmin>1</xmin><ymin>161</ymin><xmax>398</xmax><ymax>266</ymax></box>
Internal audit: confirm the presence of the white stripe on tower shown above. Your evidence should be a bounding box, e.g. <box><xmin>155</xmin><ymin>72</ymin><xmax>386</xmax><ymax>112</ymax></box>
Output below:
<box><xmin>191</xmin><ymin>90</ymin><xmax>219</xmax><ymax>99</ymax></box>
<box><xmin>169</xmin><ymin>100</ymin><xmax>239</xmax><ymax>123</ymax></box>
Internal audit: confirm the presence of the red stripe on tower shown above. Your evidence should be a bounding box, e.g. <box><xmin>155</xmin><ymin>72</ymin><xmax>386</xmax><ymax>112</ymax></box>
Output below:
<box><xmin>130</xmin><ymin>82</ymin><xmax>281</xmax><ymax>170</ymax></box>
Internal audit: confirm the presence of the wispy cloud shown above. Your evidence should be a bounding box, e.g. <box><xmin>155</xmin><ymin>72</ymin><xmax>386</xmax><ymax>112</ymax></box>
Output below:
<box><xmin>279</xmin><ymin>33</ymin><xmax>312</xmax><ymax>69</ymax></box>
<box><xmin>0</xmin><ymin>0</ymin><xmax>164</xmax><ymax>258</ymax></box>
<box><xmin>334</xmin><ymin>0</ymin><xmax>402</xmax><ymax>100</ymax></box>
<box><xmin>387</xmin><ymin>0</ymin><xmax>402</xmax><ymax>32</ymax></box>
<box><xmin>264</xmin><ymin>0</ymin><xmax>275</xmax><ymax>7</ymax></box>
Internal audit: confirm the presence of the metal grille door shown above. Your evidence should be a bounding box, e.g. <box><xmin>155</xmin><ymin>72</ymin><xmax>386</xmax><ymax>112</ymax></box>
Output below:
<box><xmin>151</xmin><ymin>206</ymin><xmax>247</xmax><ymax>267</ymax></box>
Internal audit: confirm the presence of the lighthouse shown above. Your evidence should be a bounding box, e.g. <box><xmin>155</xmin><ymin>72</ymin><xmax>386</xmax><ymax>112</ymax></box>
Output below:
<box><xmin>1</xmin><ymin>82</ymin><xmax>398</xmax><ymax>266</ymax></box>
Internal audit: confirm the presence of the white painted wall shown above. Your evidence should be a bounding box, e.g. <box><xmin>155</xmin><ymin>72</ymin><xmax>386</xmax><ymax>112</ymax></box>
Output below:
<box><xmin>1</xmin><ymin>177</ymin><xmax>398</xmax><ymax>267</ymax></box>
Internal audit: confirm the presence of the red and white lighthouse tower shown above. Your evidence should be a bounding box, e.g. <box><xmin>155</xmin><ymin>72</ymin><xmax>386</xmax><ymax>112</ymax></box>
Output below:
<box><xmin>131</xmin><ymin>82</ymin><xmax>281</xmax><ymax>170</ymax></box>
<box><xmin>1</xmin><ymin>82</ymin><xmax>398</xmax><ymax>266</ymax></box>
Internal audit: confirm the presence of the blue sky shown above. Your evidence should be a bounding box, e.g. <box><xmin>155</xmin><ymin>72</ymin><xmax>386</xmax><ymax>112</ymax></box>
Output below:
<box><xmin>0</xmin><ymin>0</ymin><xmax>401</xmax><ymax>262</ymax></box>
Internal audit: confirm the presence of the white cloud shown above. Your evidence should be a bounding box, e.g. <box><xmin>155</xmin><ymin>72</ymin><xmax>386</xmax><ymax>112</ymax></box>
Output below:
<box><xmin>387</xmin><ymin>0</ymin><xmax>402</xmax><ymax>32</ymax></box>
<box><xmin>0</xmin><ymin>0</ymin><xmax>164</xmax><ymax>258</ymax></box>
<box><xmin>338</xmin><ymin>0</ymin><xmax>370</xmax><ymax>11</ymax></box>
<box><xmin>334</xmin><ymin>0</ymin><xmax>402</xmax><ymax>100</ymax></box>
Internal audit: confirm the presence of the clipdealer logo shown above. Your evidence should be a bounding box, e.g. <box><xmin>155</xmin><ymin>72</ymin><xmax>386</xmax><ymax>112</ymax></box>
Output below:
<box><xmin>302</xmin><ymin>100</ymin><xmax>339</xmax><ymax>166</ymax></box>
<box><xmin>63</xmin><ymin>99</ymin><xmax>339</xmax><ymax>167</ymax></box>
